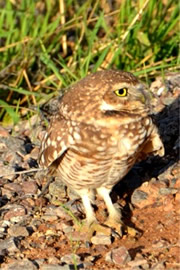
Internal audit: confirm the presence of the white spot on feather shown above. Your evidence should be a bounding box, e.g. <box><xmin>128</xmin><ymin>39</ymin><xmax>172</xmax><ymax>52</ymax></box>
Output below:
<box><xmin>51</xmin><ymin>140</ymin><xmax>57</xmax><ymax>147</ymax></box>
<box><xmin>53</xmin><ymin>150</ymin><xmax>58</xmax><ymax>159</ymax></box>
<box><xmin>73</xmin><ymin>132</ymin><xmax>81</xmax><ymax>140</ymax></box>
<box><xmin>100</xmin><ymin>101</ymin><xmax>114</xmax><ymax>111</ymax></box>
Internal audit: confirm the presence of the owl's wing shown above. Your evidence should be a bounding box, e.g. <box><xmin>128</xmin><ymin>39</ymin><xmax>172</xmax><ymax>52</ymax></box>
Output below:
<box><xmin>138</xmin><ymin>124</ymin><xmax>164</xmax><ymax>161</ymax></box>
<box><xmin>39</xmin><ymin>115</ymin><xmax>75</xmax><ymax>170</ymax></box>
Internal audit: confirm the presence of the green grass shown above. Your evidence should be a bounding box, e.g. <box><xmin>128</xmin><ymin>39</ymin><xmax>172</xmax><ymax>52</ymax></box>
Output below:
<box><xmin>0</xmin><ymin>0</ymin><xmax>179</xmax><ymax>125</ymax></box>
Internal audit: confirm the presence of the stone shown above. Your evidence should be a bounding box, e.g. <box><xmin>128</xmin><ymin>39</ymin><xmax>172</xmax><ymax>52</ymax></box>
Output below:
<box><xmin>61</xmin><ymin>253</ymin><xmax>80</xmax><ymax>264</ymax></box>
<box><xmin>128</xmin><ymin>259</ymin><xmax>149</xmax><ymax>267</ymax></box>
<box><xmin>0</xmin><ymin>237</ymin><xmax>19</xmax><ymax>253</ymax></box>
<box><xmin>91</xmin><ymin>234</ymin><xmax>112</xmax><ymax>245</ymax></box>
<box><xmin>151</xmin><ymin>262</ymin><xmax>166</xmax><ymax>270</ymax></box>
<box><xmin>105</xmin><ymin>246</ymin><xmax>131</xmax><ymax>265</ymax></box>
<box><xmin>0</xmin><ymin>127</ymin><xmax>9</xmax><ymax>137</ymax></box>
<box><xmin>3</xmin><ymin>205</ymin><xmax>26</xmax><ymax>221</ymax></box>
<box><xmin>2</xmin><ymin>258</ymin><xmax>37</xmax><ymax>270</ymax></box>
<box><xmin>159</xmin><ymin>187</ymin><xmax>177</xmax><ymax>195</ymax></box>
<box><xmin>3</xmin><ymin>183</ymin><xmax>22</xmax><ymax>193</ymax></box>
<box><xmin>49</xmin><ymin>181</ymin><xmax>67</xmax><ymax>201</ymax></box>
<box><xmin>8</xmin><ymin>225</ymin><xmax>29</xmax><ymax>237</ymax></box>
<box><xmin>21</xmin><ymin>180</ymin><xmax>38</xmax><ymax>195</ymax></box>
<box><xmin>40</xmin><ymin>265</ymin><xmax>70</xmax><ymax>270</ymax></box>
<box><xmin>131</xmin><ymin>190</ymin><xmax>148</xmax><ymax>208</ymax></box>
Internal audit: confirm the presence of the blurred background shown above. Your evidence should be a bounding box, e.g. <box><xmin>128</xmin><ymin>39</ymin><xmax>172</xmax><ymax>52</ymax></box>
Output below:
<box><xmin>0</xmin><ymin>0</ymin><xmax>179</xmax><ymax>125</ymax></box>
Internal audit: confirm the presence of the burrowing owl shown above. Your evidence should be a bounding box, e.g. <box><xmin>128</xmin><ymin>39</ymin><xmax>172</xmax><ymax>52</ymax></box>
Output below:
<box><xmin>39</xmin><ymin>70</ymin><xmax>164</xmax><ymax>233</ymax></box>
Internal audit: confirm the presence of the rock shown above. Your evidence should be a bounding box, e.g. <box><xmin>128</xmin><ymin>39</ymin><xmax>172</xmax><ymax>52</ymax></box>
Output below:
<box><xmin>40</xmin><ymin>265</ymin><xmax>70</xmax><ymax>270</ymax></box>
<box><xmin>64</xmin><ymin>199</ymin><xmax>81</xmax><ymax>216</ymax></box>
<box><xmin>131</xmin><ymin>190</ymin><xmax>148</xmax><ymax>208</ymax></box>
<box><xmin>0</xmin><ymin>142</ymin><xmax>7</xmax><ymax>152</ymax></box>
<box><xmin>2</xmin><ymin>258</ymin><xmax>37</xmax><ymax>270</ymax></box>
<box><xmin>151</xmin><ymin>261</ymin><xmax>166</xmax><ymax>270</ymax></box>
<box><xmin>105</xmin><ymin>246</ymin><xmax>131</xmax><ymax>265</ymax></box>
<box><xmin>65</xmin><ymin>230</ymin><xmax>90</xmax><ymax>242</ymax></box>
<box><xmin>128</xmin><ymin>259</ymin><xmax>149</xmax><ymax>268</ymax></box>
<box><xmin>3</xmin><ymin>205</ymin><xmax>26</xmax><ymax>221</ymax></box>
<box><xmin>0</xmin><ymin>237</ymin><xmax>19</xmax><ymax>253</ymax></box>
<box><xmin>29</xmin><ymin>147</ymin><xmax>39</xmax><ymax>160</ymax></box>
<box><xmin>42</xmin><ymin>215</ymin><xmax>58</xmax><ymax>222</ymax></box>
<box><xmin>47</xmin><ymin>257</ymin><xmax>61</xmax><ymax>264</ymax></box>
<box><xmin>1</xmin><ymin>187</ymin><xmax>15</xmax><ymax>199</ymax></box>
<box><xmin>61</xmin><ymin>253</ymin><xmax>80</xmax><ymax>264</ymax></box>
<box><xmin>3</xmin><ymin>183</ymin><xmax>22</xmax><ymax>193</ymax></box>
<box><xmin>159</xmin><ymin>187</ymin><xmax>177</xmax><ymax>195</ymax></box>
<box><xmin>8</xmin><ymin>225</ymin><xmax>29</xmax><ymax>237</ymax></box>
<box><xmin>175</xmin><ymin>191</ymin><xmax>180</xmax><ymax>202</ymax></box>
<box><xmin>91</xmin><ymin>234</ymin><xmax>112</xmax><ymax>245</ymax></box>
<box><xmin>49</xmin><ymin>181</ymin><xmax>66</xmax><ymax>201</ymax></box>
<box><xmin>40</xmin><ymin>263</ymin><xmax>92</xmax><ymax>270</ymax></box>
<box><xmin>57</xmin><ymin>223</ymin><xmax>74</xmax><ymax>235</ymax></box>
<box><xmin>21</xmin><ymin>180</ymin><xmax>38</xmax><ymax>195</ymax></box>
<box><xmin>0</xmin><ymin>165</ymin><xmax>16</xmax><ymax>181</ymax></box>
<box><xmin>54</xmin><ymin>205</ymin><xmax>74</xmax><ymax>221</ymax></box>
<box><xmin>0</xmin><ymin>127</ymin><xmax>9</xmax><ymax>137</ymax></box>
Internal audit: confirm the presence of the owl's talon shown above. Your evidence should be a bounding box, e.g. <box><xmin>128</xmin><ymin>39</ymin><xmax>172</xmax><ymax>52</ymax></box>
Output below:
<box><xmin>90</xmin><ymin>222</ymin><xmax>112</xmax><ymax>236</ymax></box>
<box><xmin>104</xmin><ymin>219</ymin><xmax>123</xmax><ymax>237</ymax></box>
<box><xmin>125</xmin><ymin>225</ymin><xmax>139</xmax><ymax>237</ymax></box>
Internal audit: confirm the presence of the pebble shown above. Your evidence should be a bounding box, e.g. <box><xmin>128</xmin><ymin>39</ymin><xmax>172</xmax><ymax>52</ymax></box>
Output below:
<box><xmin>128</xmin><ymin>259</ymin><xmax>148</xmax><ymax>268</ymax></box>
<box><xmin>151</xmin><ymin>261</ymin><xmax>166</xmax><ymax>270</ymax></box>
<box><xmin>1</xmin><ymin>187</ymin><xmax>15</xmax><ymax>199</ymax></box>
<box><xmin>8</xmin><ymin>225</ymin><xmax>29</xmax><ymax>237</ymax></box>
<box><xmin>175</xmin><ymin>191</ymin><xmax>180</xmax><ymax>202</ymax></box>
<box><xmin>40</xmin><ymin>264</ymin><xmax>74</xmax><ymax>270</ymax></box>
<box><xmin>49</xmin><ymin>181</ymin><xmax>67</xmax><ymax>201</ymax></box>
<box><xmin>22</xmin><ymin>180</ymin><xmax>38</xmax><ymax>195</ymax></box>
<box><xmin>131</xmin><ymin>190</ymin><xmax>148</xmax><ymax>208</ymax></box>
<box><xmin>0</xmin><ymin>165</ymin><xmax>16</xmax><ymax>181</ymax></box>
<box><xmin>55</xmin><ymin>207</ymin><xmax>73</xmax><ymax>221</ymax></box>
<box><xmin>3</xmin><ymin>205</ymin><xmax>26</xmax><ymax>221</ymax></box>
<box><xmin>105</xmin><ymin>246</ymin><xmax>131</xmax><ymax>265</ymax></box>
<box><xmin>159</xmin><ymin>187</ymin><xmax>177</xmax><ymax>195</ymax></box>
<box><xmin>2</xmin><ymin>258</ymin><xmax>38</xmax><ymax>270</ymax></box>
<box><xmin>61</xmin><ymin>253</ymin><xmax>80</xmax><ymax>264</ymax></box>
<box><xmin>0</xmin><ymin>237</ymin><xmax>19</xmax><ymax>253</ymax></box>
<box><xmin>3</xmin><ymin>183</ymin><xmax>22</xmax><ymax>193</ymax></box>
<box><xmin>0</xmin><ymin>127</ymin><xmax>9</xmax><ymax>137</ymax></box>
<box><xmin>91</xmin><ymin>234</ymin><xmax>112</xmax><ymax>245</ymax></box>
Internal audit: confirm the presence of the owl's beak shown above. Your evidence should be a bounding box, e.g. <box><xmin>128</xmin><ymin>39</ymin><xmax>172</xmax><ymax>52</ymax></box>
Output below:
<box><xmin>137</xmin><ymin>83</ymin><xmax>151</xmax><ymax>105</ymax></box>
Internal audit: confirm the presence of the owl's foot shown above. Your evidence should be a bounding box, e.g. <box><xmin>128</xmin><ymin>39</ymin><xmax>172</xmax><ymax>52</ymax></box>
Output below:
<box><xmin>125</xmin><ymin>225</ymin><xmax>138</xmax><ymax>237</ymax></box>
<box><xmin>104</xmin><ymin>218</ymin><xmax>123</xmax><ymax>237</ymax></box>
<box><xmin>74</xmin><ymin>219</ymin><xmax>112</xmax><ymax>241</ymax></box>
<box><xmin>89</xmin><ymin>221</ymin><xmax>112</xmax><ymax>236</ymax></box>
<box><xmin>104</xmin><ymin>218</ymin><xmax>138</xmax><ymax>238</ymax></box>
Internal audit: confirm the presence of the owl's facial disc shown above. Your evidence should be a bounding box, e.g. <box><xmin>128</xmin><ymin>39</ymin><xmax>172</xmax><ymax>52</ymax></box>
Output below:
<box><xmin>100</xmin><ymin>82</ymin><xmax>149</xmax><ymax>114</ymax></box>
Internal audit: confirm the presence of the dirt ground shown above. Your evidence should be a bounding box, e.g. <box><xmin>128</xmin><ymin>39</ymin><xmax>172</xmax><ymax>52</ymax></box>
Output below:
<box><xmin>0</xmin><ymin>73</ymin><xmax>179</xmax><ymax>269</ymax></box>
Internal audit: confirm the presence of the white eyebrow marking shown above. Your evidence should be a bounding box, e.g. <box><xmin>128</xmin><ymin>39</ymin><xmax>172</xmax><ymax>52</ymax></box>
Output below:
<box><xmin>100</xmin><ymin>101</ymin><xmax>114</xmax><ymax>111</ymax></box>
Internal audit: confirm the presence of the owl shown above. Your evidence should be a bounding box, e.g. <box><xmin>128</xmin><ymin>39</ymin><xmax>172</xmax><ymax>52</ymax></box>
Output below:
<box><xmin>39</xmin><ymin>70</ymin><xmax>164</xmax><ymax>235</ymax></box>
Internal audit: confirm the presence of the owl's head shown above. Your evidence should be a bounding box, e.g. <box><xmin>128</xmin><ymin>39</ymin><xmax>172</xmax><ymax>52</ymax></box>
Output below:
<box><xmin>99</xmin><ymin>70</ymin><xmax>150</xmax><ymax>115</ymax></box>
<box><xmin>60</xmin><ymin>70</ymin><xmax>150</xmax><ymax>122</ymax></box>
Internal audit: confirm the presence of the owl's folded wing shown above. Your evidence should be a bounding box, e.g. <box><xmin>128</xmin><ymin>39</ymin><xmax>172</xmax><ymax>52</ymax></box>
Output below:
<box><xmin>39</xmin><ymin>115</ymin><xmax>74</xmax><ymax>171</ymax></box>
<box><xmin>137</xmin><ymin>125</ymin><xmax>164</xmax><ymax>161</ymax></box>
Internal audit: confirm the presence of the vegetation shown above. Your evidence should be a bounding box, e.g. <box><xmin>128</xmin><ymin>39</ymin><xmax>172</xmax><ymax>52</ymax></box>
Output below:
<box><xmin>0</xmin><ymin>0</ymin><xmax>179</xmax><ymax>125</ymax></box>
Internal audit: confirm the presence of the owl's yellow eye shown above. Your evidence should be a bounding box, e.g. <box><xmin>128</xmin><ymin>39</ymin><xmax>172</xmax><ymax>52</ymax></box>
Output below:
<box><xmin>114</xmin><ymin>88</ymin><xmax>128</xmax><ymax>97</ymax></box>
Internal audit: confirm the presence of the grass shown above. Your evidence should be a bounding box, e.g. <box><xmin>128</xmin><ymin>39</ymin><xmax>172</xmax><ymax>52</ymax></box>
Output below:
<box><xmin>0</xmin><ymin>0</ymin><xmax>179</xmax><ymax>125</ymax></box>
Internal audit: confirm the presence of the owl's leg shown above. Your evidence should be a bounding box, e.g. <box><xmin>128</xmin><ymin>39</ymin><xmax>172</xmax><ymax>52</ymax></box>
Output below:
<box><xmin>97</xmin><ymin>187</ymin><xmax>138</xmax><ymax>237</ymax></box>
<box><xmin>97</xmin><ymin>187</ymin><xmax>123</xmax><ymax>236</ymax></box>
<box><xmin>81</xmin><ymin>193</ymin><xmax>97</xmax><ymax>225</ymax></box>
<box><xmin>78</xmin><ymin>191</ymin><xmax>112</xmax><ymax>238</ymax></box>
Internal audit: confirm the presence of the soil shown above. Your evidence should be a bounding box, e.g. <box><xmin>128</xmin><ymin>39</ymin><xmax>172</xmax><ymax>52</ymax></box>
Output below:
<box><xmin>0</xmin><ymin>73</ymin><xmax>179</xmax><ymax>270</ymax></box>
